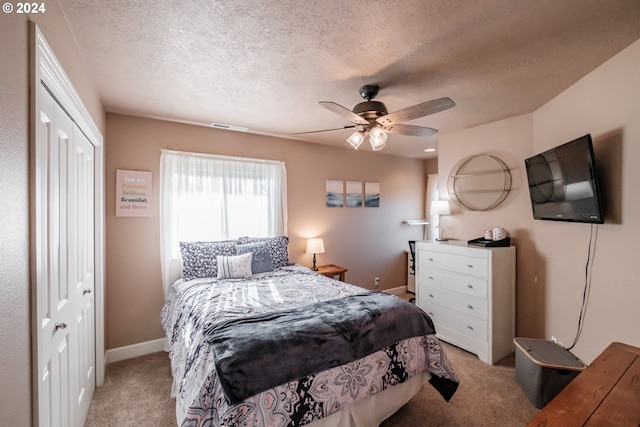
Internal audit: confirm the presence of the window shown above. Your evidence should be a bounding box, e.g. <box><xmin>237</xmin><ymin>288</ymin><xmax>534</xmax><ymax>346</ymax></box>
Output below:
<box><xmin>159</xmin><ymin>149</ymin><xmax>287</xmax><ymax>294</ymax></box>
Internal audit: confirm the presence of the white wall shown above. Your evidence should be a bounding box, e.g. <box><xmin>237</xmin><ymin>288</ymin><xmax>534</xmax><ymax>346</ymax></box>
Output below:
<box><xmin>437</xmin><ymin>38</ymin><xmax>640</xmax><ymax>364</ymax></box>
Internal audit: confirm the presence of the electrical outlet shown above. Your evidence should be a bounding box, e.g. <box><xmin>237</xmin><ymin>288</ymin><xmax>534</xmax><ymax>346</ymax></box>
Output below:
<box><xmin>374</xmin><ymin>277</ymin><xmax>380</xmax><ymax>288</ymax></box>
<box><xmin>551</xmin><ymin>336</ymin><xmax>557</xmax><ymax>343</ymax></box>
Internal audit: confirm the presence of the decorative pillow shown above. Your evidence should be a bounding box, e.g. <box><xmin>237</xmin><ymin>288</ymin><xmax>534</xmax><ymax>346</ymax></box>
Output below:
<box><xmin>180</xmin><ymin>240</ymin><xmax>238</xmax><ymax>279</ymax></box>
<box><xmin>238</xmin><ymin>236</ymin><xmax>290</xmax><ymax>269</ymax></box>
<box><xmin>216</xmin><ymin>252</ymin><xmax>253</xmax><ymax>279</ymax></box>
<box><xmin>236</xmin><ymin>243</ymin><xmax>274</xmax><ymax>274</ymax></box>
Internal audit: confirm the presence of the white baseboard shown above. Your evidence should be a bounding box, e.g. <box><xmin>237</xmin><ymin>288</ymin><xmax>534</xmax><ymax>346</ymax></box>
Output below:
<box><xmin>105</xmin><ymin>337</ymin><xmax>167</xmax><ymax>364</ymax></box>
<box><xmin>383</xmin><ymin>285</ymin><xmax>408</xmax><ymax>296</ymax></box>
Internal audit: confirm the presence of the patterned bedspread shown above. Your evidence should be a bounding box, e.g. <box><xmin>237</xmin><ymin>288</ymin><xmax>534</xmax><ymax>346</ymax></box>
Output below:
<box><xmin>161</xmin><ymin>265</ymin><xmax>458</xmax><ymax>427</ymax></box>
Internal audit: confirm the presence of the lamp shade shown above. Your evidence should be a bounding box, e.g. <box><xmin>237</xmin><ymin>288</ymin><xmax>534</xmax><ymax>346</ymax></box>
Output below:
<box><xmin>306</xmin><ymin>238</ymin><xmax>325</xmax><ymax>254</ymax></box>
<box><xmin>430</xmin><ymin>200</ymin><xmax>451</xmax><ymax>216</ymax></box>
<box><xmin>369</xmin><ymin>127</ymin><xmax>388</xmax><ymax>151</ymax></box>
<box><xmin>347</xmin><ymin>131</ymin><xmax>365</xmax><ymax>149</ymax></box>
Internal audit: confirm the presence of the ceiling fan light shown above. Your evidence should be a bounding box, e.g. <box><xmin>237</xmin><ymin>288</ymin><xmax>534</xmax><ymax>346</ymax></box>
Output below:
<box><xmin>347</xmin><ymin>131</ymin><xmax>365</xmax><ymax>149</ymax></box>
<box><xmin>369</xmin><ymin>127</ymin><xmax>388</xmax><ymax>151</ymax></box>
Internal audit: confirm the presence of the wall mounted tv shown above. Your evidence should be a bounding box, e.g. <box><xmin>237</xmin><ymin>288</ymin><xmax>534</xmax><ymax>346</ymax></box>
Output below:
<box><xmin>525</xmin><ymin>134</ymin><xmax>604</xmax><ymax>224</ymax></box>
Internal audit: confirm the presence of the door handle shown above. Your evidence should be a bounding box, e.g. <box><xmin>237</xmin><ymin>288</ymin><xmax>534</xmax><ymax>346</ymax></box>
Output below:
<box><xmin>83</xmin><ymin>288</ymin><xmax>92</xmax><ymax>295</ymax></box>
<box><xmin>54</xmin><ymin>322</ymin><xmax>68</xmax><ymax>333</ymax></box>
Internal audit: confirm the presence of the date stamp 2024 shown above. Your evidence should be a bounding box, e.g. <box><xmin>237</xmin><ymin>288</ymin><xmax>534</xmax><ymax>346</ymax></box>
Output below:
<box><xmin>3</xmin><ymin>2</ymin><xmax>46</xmax><ymax>14</ymax></box>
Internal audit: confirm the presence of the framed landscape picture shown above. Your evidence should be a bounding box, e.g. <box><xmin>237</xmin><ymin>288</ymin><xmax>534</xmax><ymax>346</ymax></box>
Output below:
<box><xmin>346</xmin><ymin>181</ymin><xmax>363</xmax><ymax>207</ymax></box>
<box><xmin>365</xmin><ymin>182</ymin><xmax>380</xmax><ymax>207</ymax></box>
<box><xmin>326</xmin><ymin>180</ymin><xmax>344</xmax><ymax>207</ymax></box>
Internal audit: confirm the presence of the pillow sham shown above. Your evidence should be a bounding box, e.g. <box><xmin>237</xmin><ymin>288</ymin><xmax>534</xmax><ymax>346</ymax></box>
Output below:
<box><xmin>238</xmin><ymin>236</ymin><xmax>290</xmax><ymax>269</ymax></box>
<box><xmin>180</xmin><ymin>240</ymin><xmax>238</xmax><ymax>279</ymax></box>
<box><xmin>236</xmin><ymin>243</ymin><xmax>274</xmax><ymax>274</ymax></box>
<box><xmin>217</xmin><ymin>252</ymin><xmax>253</xmax><ymax>279</ymax></box>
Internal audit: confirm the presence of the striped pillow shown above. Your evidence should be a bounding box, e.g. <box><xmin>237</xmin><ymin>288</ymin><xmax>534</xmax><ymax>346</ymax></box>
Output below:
<box><xmin>216</xmin><ymin>252</ymin><xmax>253</xmax><ymax>279</ymax></box>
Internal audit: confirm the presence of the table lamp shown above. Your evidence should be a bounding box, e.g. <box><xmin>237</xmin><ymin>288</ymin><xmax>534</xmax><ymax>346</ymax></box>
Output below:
<box><xmin>306</xmin><ymin>238</ymin><xmax>325</xmax><ymax>271</ymax></box>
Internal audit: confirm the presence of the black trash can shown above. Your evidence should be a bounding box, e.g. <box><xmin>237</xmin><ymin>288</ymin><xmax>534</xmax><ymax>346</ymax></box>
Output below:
<box><xmin>513</xmin><ymin>338</ymin><xmax>586</xmax><ymax>409</ymax></box>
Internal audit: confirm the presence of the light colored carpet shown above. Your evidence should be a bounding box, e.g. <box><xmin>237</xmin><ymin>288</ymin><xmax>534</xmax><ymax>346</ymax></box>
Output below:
<box><xmin>85</xmin><ymin>341</ymin><xmax>539</xmax><ymax>426</ymax></box>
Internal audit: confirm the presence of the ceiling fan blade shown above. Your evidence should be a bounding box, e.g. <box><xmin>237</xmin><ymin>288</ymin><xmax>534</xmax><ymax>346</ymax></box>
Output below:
<box><xmin>377</xmin><ymin>97</ymin><xmax>455</xmax><ymax>126</ymax></box>
<box><xmin>292</xmin><ymin>125</ymin><xmax>356</xmax><ymax>135</ymax></box>
<box><xmin>319</xmin><ymin>101</ymin><xmax>370</xmax><ymax>125</ymax></box>
<box><xmin>383</xmin><ymin>124</ymin><xmax>438</xmax><ymax>137</ymax></box>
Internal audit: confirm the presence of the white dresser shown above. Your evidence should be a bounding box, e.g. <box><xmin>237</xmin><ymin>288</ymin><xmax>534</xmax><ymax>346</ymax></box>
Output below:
<box><xmin>416</xmin><ymin>241</ymin><xmax>516</xmax><ymax>365</ymax></box>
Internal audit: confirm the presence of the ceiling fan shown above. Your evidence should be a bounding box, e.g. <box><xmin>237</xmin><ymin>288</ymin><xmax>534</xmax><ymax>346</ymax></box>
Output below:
<box><xmin>294</xmin><ymin>84</ymin><xmax>455</xmax><ymax>151</ymax></box>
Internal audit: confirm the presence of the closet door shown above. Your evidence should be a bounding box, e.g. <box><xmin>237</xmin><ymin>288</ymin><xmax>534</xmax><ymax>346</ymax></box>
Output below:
<box><xmin>72</xmin><ymin>126</ymin><xmax>96</xmax><ymax>425</ymax></box>
<box><xmin>35</xmin><ymin>85</ymin><xmax>95</xmax><ymax>427</ymax></box>
<box><xmin>35</xmin><ymin>86</ymin><xmax>74</xmax><ymax>427</ymax></box>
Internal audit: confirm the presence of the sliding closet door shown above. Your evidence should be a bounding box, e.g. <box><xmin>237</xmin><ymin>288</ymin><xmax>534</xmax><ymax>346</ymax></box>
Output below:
<box><xmin>34</xmin><ymin>85</ymin><xmax>95</xmax><ymax>427</ymax></box>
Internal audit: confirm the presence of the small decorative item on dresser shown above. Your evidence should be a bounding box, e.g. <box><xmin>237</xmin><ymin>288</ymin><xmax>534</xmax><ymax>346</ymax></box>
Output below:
<box><xmin>492</xmin><ymin>227</ymin><xmax>507</xmax><ymax>240</ymax></box>
<box><xmin>306</xmin><ymin>238</ymin><xmax>325</xmax><ymax>271</ymax></box>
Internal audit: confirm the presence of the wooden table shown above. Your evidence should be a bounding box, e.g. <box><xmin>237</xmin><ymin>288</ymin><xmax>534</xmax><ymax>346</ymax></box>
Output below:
<box><xmin>527</xmin><ymin>342</ymin><xmax>640</xmax><ymax>426</ymax></box>
<box><xmin>316</xmin><ymin>264</ymin><xmax>347</xmax><ymax>281</ymax></box>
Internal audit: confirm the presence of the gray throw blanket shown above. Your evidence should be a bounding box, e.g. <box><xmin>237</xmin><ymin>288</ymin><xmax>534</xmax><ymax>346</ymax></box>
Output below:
<box><xmin>203</xmin><ymin>291</ymin><xmax>437</xmax><ymax>404</ymax></box>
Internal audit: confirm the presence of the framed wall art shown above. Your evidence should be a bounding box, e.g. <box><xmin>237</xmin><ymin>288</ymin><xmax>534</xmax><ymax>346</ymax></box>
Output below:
<box><xmin>325</xmin><ymin>179</ymin><xmax>344</xmax><ymax>207</ymax></box>
<box><xmin>365</xmin><ymin>182</ymin><xmax>380</xmax><ymax>207</ymax></box>
<box><xmin>116</xmin><ymin>169</ymin><xmax>153</xmax><ymax>217</ymax></box>
<box><xmin>346</xmin><ymin>181</ymin><xmax>363</xmax><ymax>207</ymax></box>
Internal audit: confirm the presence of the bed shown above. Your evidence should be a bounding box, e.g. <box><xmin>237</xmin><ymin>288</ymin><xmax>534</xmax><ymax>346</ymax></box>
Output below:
<box><xmin>161</xmin><ymin>237</ymin><xmax>458</xmax><ymax>427</ymax></box>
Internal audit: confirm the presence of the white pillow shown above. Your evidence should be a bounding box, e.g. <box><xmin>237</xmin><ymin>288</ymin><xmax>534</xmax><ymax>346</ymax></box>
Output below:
<box><xmin>217</xmin><ymin>252</ymin><xmax>253</xmax><ymax>279</ymax></box>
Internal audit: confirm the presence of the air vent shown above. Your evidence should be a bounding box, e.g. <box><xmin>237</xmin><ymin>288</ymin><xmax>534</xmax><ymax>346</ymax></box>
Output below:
<box><xmin>210</xmin><ymin>123</ymin><xmax>248</xmax><ymax>132</ymax></box>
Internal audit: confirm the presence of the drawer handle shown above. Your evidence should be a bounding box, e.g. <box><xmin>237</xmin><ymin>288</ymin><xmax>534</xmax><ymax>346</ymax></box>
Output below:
<box><xmin>467</xmin><ymin>325</ymin><xmax>474</xmax><ymax>331</ymax></box>
<box><xmin>428</xmin><ymin>276</ymin><xmax>434</xmax><ymax>280</ymax></box>
<box><xmin>467</xmin><ymin>284</ymin><xmax>474</xmax><ymax>289</ymax></box>
<box><xmin>428</xmin><ymin>258</ymin><xmax>434</xmax><ymax>262</ymax></box>
<box><xmin>467</xmin><ymin>264</ymin><xmax>474</xmax><ymax>268</ymax></box>
<box><xmin>428</xmin><ymin>293</ymin><xmax>434</xmax><ymax>298</ymax></box>
<box><xmin>428</xmin><ymin>312</ymin><xmax>434</xmax><ymax>316</ymax></box>
<box><xmin>467</xmin><ymin>304</ymin><xmax>474</xmax><ymax>310</ymax></box>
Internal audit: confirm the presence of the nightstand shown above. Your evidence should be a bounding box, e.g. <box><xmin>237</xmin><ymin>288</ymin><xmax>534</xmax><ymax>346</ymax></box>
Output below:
<box><xmin>316</xmin><ymin>264</ymin><xmax>348</xmax><ymax>281</ymax></box>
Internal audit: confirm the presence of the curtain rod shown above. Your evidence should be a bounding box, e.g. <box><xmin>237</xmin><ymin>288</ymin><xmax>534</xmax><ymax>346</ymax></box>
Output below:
<box><xmin>161</xmin><ymin>149</ymin><xmax>285</xmax><ymax>166</ymax></box>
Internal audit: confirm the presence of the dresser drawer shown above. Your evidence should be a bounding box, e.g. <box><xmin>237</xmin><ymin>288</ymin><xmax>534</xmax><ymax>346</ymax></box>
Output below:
<box><xmin>419</xmin><ymin>268</ymin><xmax>488</xmax><ymax>299</ymax></box>
<box><xmin>419</xmin><ymin>285</ymin><xmax>488</xmax><ymax>320</ymax></box>
<box><xmin>419</xmin><ymin>250</ymin><xmax>488</xmax><ymax>278</ymax></box>
<box><xmin>421</xmin><ymin>302</ymin><xmax>488</xmax><ymax>342</ymax></box>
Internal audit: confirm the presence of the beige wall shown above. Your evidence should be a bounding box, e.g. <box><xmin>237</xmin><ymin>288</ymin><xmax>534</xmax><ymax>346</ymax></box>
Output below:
<box><xmin>0</xmin><ymin>5</ymin><xmax>105</xmax><ymax>425</ymax></box>
<box><xmin>105</xmin><ymin>114</ymin><xmax>427</xmax><ymax>349</ymax></box>
<box><xmin>530</xmin><ymin>38</ymin><xmax>640</xmax><ymax>364</ymax></box>
<box><xmin>437</xmin><ymin>39</ymin><xmax>640</xmax><ymax>364</ymax></box>
<box><xmin>438</xmin><ymin>114</ymin><xmax>539</xmax><ymax>337</ymax></box>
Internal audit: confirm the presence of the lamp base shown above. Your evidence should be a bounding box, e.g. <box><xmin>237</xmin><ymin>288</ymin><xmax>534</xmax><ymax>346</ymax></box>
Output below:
<box><xmin>312</xmin><ymin>253</ymin><xmax>318</xmax><ymax>271</ymax></box>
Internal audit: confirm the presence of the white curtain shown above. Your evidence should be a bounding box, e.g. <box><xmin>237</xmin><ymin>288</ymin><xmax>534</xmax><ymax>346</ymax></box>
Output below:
<box><xmin>159</xmin><ymin>149</ymin><xmax>287</xmax><ymax>296</ymax></box>
<box><xmin>426</xmin><ymin>173</ymin><xmax>439</xmax><ymax>241</ymax></box>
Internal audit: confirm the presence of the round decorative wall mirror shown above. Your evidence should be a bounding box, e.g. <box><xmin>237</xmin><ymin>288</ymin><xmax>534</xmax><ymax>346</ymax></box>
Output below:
<box><xmin>447</xmin><ymin>154</ymin><xmax>512</xmax><ymax>211</ymax></box>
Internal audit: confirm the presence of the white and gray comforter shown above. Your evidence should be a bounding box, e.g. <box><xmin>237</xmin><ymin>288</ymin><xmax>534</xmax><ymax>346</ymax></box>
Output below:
<box><xmin>161</xmin><ymin>265</ymin><xmax>458</xmax><ymax>427</ymax></box>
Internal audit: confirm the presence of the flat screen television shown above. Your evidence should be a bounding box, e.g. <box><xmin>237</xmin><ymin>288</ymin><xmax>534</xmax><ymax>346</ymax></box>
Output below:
<box><xmin>525</xmin><ymin>134</ymin><xmax>604</xmax><ymax>224</ymax></box>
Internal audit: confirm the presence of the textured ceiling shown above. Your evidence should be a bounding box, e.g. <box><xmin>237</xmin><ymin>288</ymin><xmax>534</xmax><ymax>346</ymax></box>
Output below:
<box><xmin>59</xmin><ymin>0</ymin><xmax>640</xmax><ymax>158</ymax></box>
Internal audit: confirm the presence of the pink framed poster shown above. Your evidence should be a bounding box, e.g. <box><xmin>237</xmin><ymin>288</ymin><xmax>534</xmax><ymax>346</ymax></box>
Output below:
<box><xmin>116</xmin><ymin>169</ymin><xmax>152</xmax><ymax>217</ymax></box>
